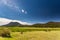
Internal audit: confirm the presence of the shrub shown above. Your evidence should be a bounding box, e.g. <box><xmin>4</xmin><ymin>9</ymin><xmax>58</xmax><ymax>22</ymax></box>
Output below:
<box><xmin>44</xmin><ymin>29</ymin><xmax>51</xmax><ymax>32</ymax></box>
<box><xmin>0</xmin><ymin>28</ymin><xmax>11</xmax><ymax>37</ymax></box>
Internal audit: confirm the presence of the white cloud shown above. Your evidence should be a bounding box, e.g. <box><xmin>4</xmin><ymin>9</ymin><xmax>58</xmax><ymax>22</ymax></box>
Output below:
<box><xmin>12</xmin><ymin>20</ymin><xmax>31</xmax><ymax>25</ymax></box>
<box><xmin>21</xmin><ymin>9</ymin><xmax>27</xmax><ymax>14</ymax></box>
<box><xmin>0</xmin><ymin>18</ymin><xmax>32</xmax><ymax>25</ymax></box>
<box><xmin>22</xmin><ymin>9</ymin><xmax>25</xmax><ymax>13</ymax></box>
<box><xmin>0</xmin><ymin>18</ymin><xmax>12</xmax><ymax>25</ymax></box>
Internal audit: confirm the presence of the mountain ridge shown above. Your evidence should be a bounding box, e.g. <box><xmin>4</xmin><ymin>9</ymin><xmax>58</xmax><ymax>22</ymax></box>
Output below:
<box><xmin>2</xmin><ymin>21</ymin><xmax>60</xmax><ymax>28</ymax></box>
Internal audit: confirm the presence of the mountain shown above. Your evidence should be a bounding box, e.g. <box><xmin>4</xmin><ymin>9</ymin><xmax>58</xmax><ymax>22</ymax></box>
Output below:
<box><xmin>2</xmin><ymin>21</ymin><xmax>60</xmax><ymax>28</ymax></box>
<box><xmin>32</xmin><ymin>22</ymin><xmax>60</xmax><ymax>28</ymax></box>
<box><xmin>3</xmin><ymin>22</ymin><xmax>22</xmax><ymax>27</ymax></box>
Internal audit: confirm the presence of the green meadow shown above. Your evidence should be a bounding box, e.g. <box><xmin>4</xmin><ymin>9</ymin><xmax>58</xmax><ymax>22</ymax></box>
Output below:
<box><xmin>0</xmin><ymin>27</ymin><xmax>60</xmax><ymax>40</ymax></box>
<box><xmin>0</xmin><ymin>27</ymin><xmax>60</xmax><ymax>32</ymax></box>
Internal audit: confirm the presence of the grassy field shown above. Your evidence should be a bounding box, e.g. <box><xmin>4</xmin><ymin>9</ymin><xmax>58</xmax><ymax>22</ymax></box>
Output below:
<box><xmin>0</xmin><ymin>27</ymin><xmax>60</xmax><ymax>40</ymax></box>
<box><xmin>0</xmin><ymin>27</ymin><xmax>60</xmax><ymax>32</ymax></box>
<box><xmin>0</xmin><ymin>31</ymin><xmax>60</xmax><ymax>40</ymax></box>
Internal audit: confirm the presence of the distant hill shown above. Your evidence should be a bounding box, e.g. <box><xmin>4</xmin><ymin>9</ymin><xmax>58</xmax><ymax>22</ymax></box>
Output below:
<box><xmin>32</xmin><ymin>22</ymin><xmax>60</xmax><ymax>28</ymax></box>
<box><xmin>2</xmin><ymin>21</ymin><xmax>60</xmax><ymax>28</ymax></box>
<box><xmin>3</xmin><ymin>22</ymin><xmax>22</xmax><ymax>27</ymax></box>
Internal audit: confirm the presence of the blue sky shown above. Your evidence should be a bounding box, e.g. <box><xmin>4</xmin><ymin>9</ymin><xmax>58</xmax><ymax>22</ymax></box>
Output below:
<box><xmin>0</xmin><ymin>0</ymin><xmax>60</xmax><ymax>25</ymax></box>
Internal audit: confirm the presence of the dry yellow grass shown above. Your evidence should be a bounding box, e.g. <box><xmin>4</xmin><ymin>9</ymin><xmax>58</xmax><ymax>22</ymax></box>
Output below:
<box><xmin>0</xmin><ymin>31</ymin><xmax>60</xmax><ymax>40</ymax></box>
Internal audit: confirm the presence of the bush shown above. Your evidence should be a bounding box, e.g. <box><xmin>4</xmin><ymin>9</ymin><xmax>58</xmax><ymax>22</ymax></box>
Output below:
<box><xmin>0</xmin><ymin>28</ymin><xmax>11</xmax><ymax>37</ymax></box>
<box><xmin>44</xmin><ymin>29</ymin><xmax>51</xmax><ymax>32</ymax></box>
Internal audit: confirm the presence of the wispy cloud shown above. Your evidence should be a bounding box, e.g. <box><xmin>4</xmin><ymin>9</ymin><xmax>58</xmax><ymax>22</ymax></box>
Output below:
<box><xmin>0</xmin><ymin>0</ymin><xmax>27</xmax><ymax>14</ymax></box>
<box><xmin>0</xmin><ymin>0</ymin><xmax>20</xmax><ymax>12</ymax></box>
<box><xmin>21</xmin><ymin>9</ymin><xmax>27</xmax><ymax>14</ymax></box>
<box><xmin>0</xmin><ymin>18</ymin><xmax>32</xmax><ymax>25</ymax></box>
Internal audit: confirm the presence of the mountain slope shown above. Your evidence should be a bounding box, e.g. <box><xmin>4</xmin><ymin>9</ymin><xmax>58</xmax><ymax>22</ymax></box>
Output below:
<box><xmin>3</xmin><ymin>22</ymin><xmax>22</xmax><ymax>27</ymax></box>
